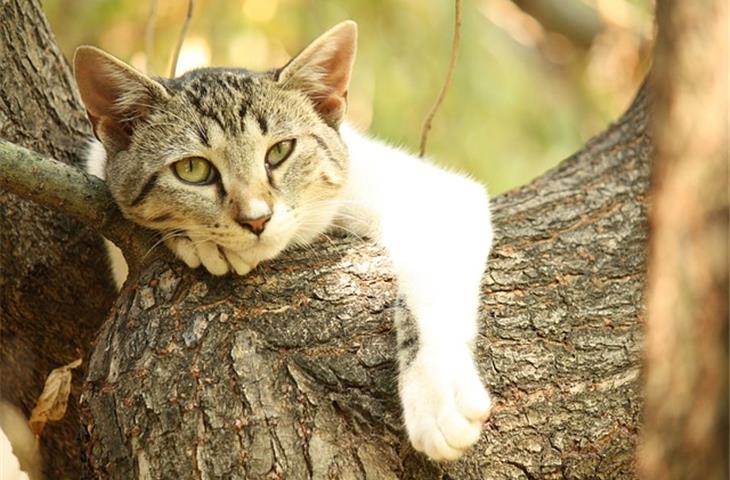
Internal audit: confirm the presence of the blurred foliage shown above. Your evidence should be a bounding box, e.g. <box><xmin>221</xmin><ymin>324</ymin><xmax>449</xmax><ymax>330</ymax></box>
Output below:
<box><xmin>43</xmin><ymin>0</ymin><xmax>653</xmax><ymax>193</ymax></box>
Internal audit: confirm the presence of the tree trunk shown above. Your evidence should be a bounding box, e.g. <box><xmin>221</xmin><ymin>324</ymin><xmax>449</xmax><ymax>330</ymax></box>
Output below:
<box><xmin>638</xmin><ymin>0</ymin><xmax>729</xmax><ymax>478</ymax></box>
<box><xmin>77</xmin><ymin>83</ymin><xmax>650</xmax><ymax>480</ymax></box>
<box><xmin>0</xmin><ymin>0</ymin><xmax>117</xmax><ymax>477</ymax></box>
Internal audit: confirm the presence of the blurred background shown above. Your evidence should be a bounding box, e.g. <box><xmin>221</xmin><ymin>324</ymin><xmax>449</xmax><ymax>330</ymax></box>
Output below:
<box><xmin>43</xmin><ymin>0</ymin><xmax>653</xmax><ymax>194</ymax></box>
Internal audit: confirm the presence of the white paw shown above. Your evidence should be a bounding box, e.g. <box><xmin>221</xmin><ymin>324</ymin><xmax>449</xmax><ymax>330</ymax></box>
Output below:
<box><xmin>400</xmin><ymin>348</ymin><xmax>492</xmax><ymax>461</ymax></box>
<box><xmin>194</xmin><ymin>240</ymin><xmax>229</xmax><ymax>276</ymax></box>
<box><xmin>165</xmin><ymin>237</ymin><xmax>201</xmax><ymax>268</ymax></box>
<box><xmin>164</xmin><ymin>237</ymin><xmax>257</xmax><ymax>277</ymax></box>
<box><xmin>222</xmin><ymin>248</ymin><xmax>255</xmax><ymax>276</ymax></box>
<box><xmin>166</xmin><ymin>236</ymin><xmax>229</xmax><ymax>276</ymax></box>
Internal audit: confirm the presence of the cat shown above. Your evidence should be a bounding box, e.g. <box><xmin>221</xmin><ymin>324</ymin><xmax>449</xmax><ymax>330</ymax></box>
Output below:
<box><xmin>75</xmin><ymin>21</ymin><xmax>494</xmax><ymax>462</ymax></box>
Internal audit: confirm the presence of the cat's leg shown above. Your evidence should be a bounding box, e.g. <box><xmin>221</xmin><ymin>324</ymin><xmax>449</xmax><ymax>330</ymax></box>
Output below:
<box><xmin>390</xmin><ymin>233</ymin><xmax>493</xmax><ymax>461</ymax></box>
<box><xmin>337</xmin><ymin>213</ymin><xmax>493</xmax><ymax>461</ymax></box>
<box><xmin>338</xmin><ymin>126</ymin><xmax>493</xmax><ymax>460</ymax></box>
<box><xmin>395</xmin><ymin>301</ymin><xmax>492</xmax><ymax>460</ymax></box>
<box><xmin>335</xmin><ymin>209</ymin><xmax>493</xmax><ymax>461</ymax></box>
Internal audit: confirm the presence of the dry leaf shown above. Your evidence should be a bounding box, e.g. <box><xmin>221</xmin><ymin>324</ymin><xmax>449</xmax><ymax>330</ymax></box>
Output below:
<box><xmin>28</xmin><ymin>358</ymin><xmax>82</xmax><ymax>438</ymax></box>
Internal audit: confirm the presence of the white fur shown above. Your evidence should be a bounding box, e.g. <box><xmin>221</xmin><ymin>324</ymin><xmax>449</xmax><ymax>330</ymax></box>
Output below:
<box><xmin>247</xmin><ymin>198</ymin><xmax>272</xmax><ymax>219</ymax></box>
<box><xmin>85</xmin><ymin>124</ymin><xmax>493</xmax><ymax>460</ymax></box>
<box><xmin>222</xmin><ymin>249</ymin><xmax>254</xmax><ymax>276</ymax></box>
<box><xmin>85</xmin><ymin>141</ymin><xmax>129</xmax><ymax>288</ymax></box>
<box><xmin>1</xmin><ymin>427</ymin><xmax>29</xmax><ymax>480</ymax></box>
<box><xmin>166</xmin><ymin>236</ymin><xmax>201</xmax><ymax>269</ymax></box>
<box><xmin>338</xmin><ymin>125</ymin><xmax>493</xmax><ymax>460</ymax></box>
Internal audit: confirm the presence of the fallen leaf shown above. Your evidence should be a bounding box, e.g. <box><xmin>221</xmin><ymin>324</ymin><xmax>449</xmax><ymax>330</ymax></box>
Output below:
<box><xmin>28</xmin><ymin>358</ymin><xmax>82</xmax><ymax>438</ymax></box>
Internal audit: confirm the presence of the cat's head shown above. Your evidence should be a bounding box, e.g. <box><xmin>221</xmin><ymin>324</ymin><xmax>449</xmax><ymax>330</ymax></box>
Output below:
<box><xmin>74</xmin><ymin>21</ymin><xmax>356</xmax><ymax>264</ymax></box>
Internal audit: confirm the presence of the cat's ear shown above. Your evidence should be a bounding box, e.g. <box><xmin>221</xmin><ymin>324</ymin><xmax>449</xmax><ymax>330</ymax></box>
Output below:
<box><xmin>74</xmin><ymin>46</ymin><xmax>169</xmax><ymax>151</ymax></box>
<box><xmin>277</xmin><ymin>21</ymin><xmax>357</xmax><ymax>128</ymax></box>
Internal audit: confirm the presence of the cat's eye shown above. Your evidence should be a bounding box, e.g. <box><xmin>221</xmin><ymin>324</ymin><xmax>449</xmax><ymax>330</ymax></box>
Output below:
<box><xmin>172</xmin><ymin>157</ymin><xmax>217</xmax><ymax>185</ymax></box>
<box><xmin>265</xmin><ymin>139</ymin><xmax>296</xmax><ymax>168</ymax></box>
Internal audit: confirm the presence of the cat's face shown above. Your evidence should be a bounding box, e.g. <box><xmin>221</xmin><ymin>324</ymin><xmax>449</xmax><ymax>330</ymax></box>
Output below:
<box><xmin>105</xmin><ymin>70</ymin><xmax>349</xmax><ymax>261</ymax></box>
<box><xmin>75</xmin><ymin>22</ymin><xmax>356</xmax><ymax>264</ymax></box>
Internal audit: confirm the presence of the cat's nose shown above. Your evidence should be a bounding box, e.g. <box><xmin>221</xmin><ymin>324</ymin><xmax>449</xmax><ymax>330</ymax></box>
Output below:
<box><xmin>237</xmin><ymin>214</ymin><xmax>271</xmax><ymax>236</ymax></box>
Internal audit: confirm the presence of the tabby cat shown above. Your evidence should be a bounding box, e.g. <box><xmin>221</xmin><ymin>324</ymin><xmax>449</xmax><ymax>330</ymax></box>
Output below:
<box><xmin>75</xmin><ymin>21</ymin><xmax>493</xmax><ymax>461</ymax></box>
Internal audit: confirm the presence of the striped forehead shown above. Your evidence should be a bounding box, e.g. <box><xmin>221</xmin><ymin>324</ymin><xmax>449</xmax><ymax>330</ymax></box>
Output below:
<box><xmin>166</xmin><ymin>69</ymin><xmax>272</xmax><ymax>144</ymax></box>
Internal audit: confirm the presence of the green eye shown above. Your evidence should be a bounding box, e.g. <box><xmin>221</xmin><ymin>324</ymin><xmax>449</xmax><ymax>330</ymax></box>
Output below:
<box><xmin>266</xmin><ymin>139</ymin><xmax>296</xmax><ymax>168</ymax></box>
<box><xmin>172</xmin><ymin>157</ymin><xmax>216</xmax><ymax>184</ymax></box>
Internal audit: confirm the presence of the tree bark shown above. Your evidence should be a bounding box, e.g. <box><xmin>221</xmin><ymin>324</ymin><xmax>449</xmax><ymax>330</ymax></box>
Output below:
<box><xmin>0</xmin><ymin>0</ymin><xmax>117</xmax><ymax>476</ymax></box>
<box><xmin>638</xmin><ymin>0</ymin><xmax>729</xmax><ymax>478</ymax></box>
<box><xmin>77</xmin><ymin>83</ymin><xmax>650</xmax><ymax>480</ymax></box>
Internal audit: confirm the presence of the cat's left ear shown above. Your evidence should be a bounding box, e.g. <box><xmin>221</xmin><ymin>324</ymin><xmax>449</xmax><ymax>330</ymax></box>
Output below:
<box><xmin>277</xmin><ymin>21</ymin><xmax>357</xmax><ymax>128</ymax></box>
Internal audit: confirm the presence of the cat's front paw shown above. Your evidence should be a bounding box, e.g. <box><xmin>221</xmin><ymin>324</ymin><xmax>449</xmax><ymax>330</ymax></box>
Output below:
<box><xmin>222</xmin><ymin>248</ymin><xmax>256</xmax><ymax>276</ymax></box>
<box><xmin>165</xmin><ymin>237</ymin><xmax>228</xmax><ymax>275</ymax></box>
<box><xmin>165</xmin><ymin>238</ymin><xmax>256</xmax><ymax>276</ymax></box>
<box><xmin>400</xmin><ymin>348</ymin><xmax>492</xmax><ymax>461</ymax></box>
<box><xmin>165</xmin><ymin>237</ymin><xmax>202</xmax><ymax>269</ymax></box>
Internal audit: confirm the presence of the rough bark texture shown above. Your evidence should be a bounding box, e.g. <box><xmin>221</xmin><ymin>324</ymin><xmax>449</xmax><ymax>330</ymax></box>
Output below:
<box><xmin>0</xmin><ymin>0</ymin><xmax>117</xmax><ymax>477</ymax></box>
<box><xmin>638</xmin><ymin>0</ymin><xmax>729</xmax><ymax>478</ymax></box>
<box><xmin>78</xmin><ymin>81</ymin><xmax>650</xmax><ymax>478</ymax></box>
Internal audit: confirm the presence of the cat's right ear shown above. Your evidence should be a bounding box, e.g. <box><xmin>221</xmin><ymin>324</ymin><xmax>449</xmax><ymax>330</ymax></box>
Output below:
<box><xmin>74</xmin><ymin>46</ymin><xmax>169</xmax><ymax>152</ymax></box>
<box><xmin>276</xmin><ymin>21</ymin><xmax>357</xmax><ymax>128</ymax></box>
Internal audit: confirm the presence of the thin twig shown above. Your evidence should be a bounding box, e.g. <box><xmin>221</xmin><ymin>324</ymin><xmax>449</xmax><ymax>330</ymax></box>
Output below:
<box><xmin>145</xmin><ymin>0</ymin><xmax>158</xmax><ymax>74</ymax></box>
<box><xmin>419</xmin><ymin>0</ymin><xmax>463</xmax><ymax>157</ymax></box>
<box><xmin>169</xmin><ymin>0</ymin><xmax>195</xmax><ymax>78</ymax></box>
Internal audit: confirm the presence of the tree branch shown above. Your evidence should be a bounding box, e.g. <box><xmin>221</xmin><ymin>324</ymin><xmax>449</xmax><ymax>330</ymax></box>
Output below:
<box><xmin>145</xmin><ymin>0</ymin><xmax>158</xmax><ymax>74</ymax></box>
<box><xmin>169</xmin><ymin>0</ymin><xmax>194</xmax><ymax>78</ymax></box>
<box><xmin>419</xmin><ymin>0</ymin><xmax>463</xmax><ymax>157</ymax></box>
<box><xmin>0</xmin><ymin>140</ymin><xmax>153</xmax><ymax>276</ymax></box>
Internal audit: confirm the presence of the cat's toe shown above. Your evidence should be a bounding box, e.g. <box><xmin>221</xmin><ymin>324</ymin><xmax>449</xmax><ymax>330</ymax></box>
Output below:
<box><xmin>224</xmin><ymin>249</ymin><xmax>253</xmax><ymax>276</ymax></box>
<box><xmin>437</xmin><ymin>405</ymin><xmax>483</xmax><ymax>450</ymax></box>
<box><xmin>404</xmin><ymin>405</ymin><xmax>471</xmax><ymax>461</ymax></box>
<box><xmin>195</xmin><ymin>240</ymin><xmax>229</xmax><ymax>275</ymax></box>
<box><xmin>420</xmin><ymin>420</ymin><xmax>463</xmax><ymax>460</ymax></box>
<box><xmin>455</xmin><ymin>371</ymin><xmax>493</xmax><ymax>422</ymax></box>
<box><xmin>165</xmin><ymin>237</ymin><xmax>201</xmax><ymax>268</ymax></box>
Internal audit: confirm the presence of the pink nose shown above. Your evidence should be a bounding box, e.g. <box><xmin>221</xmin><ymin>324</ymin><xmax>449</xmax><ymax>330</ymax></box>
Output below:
<box><xmin>237</xmin><ymin>214</ymin><xmax>271</xmax><ymax>235</ymax></box>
